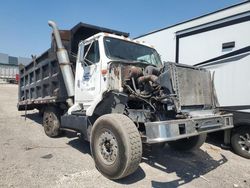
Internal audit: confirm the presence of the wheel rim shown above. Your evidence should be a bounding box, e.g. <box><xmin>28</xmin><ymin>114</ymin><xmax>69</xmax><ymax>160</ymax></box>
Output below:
<box><xmin>238</xmin><ymin>132</ymin><xmax>250</xmax><ymax>153</ymax></box>
<box><xmin>98</xmin><ymin>129</ymin><xmax>118</xmax><ymax>165</ymax></box>
<box><xmin>44</xmin><ymin>113</ymin><xmax>53</xmax><ymax>132</ymax></box>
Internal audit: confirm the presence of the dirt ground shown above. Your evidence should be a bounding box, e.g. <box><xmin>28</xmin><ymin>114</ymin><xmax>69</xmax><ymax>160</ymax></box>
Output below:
<box><xmin>0</xmin><ymin>84</ymin><xmax>249</xmax><ymax>188</ymax></box>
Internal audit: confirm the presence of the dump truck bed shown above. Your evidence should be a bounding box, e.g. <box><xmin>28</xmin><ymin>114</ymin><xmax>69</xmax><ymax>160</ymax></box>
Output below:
<box><xmin>18</xmin><ymin>50</ymin><xmax>67</xmax><ymax>110</ymax></box>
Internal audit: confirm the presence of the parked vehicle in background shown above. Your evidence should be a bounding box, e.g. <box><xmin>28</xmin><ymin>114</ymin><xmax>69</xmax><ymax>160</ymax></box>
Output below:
<box><xmin>17</xmin><ymin>21</ymin><xmax>233</xmax><ymax>179</ymax></box>
<box><xmin>0</xmin><ymin>63</ymin><xmax>19</xmax><ymax>84</ymax></box>
<box><xmin>136</xmin><ymin>1</ymin><xmax>250</xmax><ymax>158</ymax></box>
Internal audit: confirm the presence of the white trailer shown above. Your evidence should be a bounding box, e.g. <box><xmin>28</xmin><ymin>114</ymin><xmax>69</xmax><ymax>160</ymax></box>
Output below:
<box><xmin>136</xmin><ymin>1</ymin><xmax>250</xmax><ymax>158</ymax></box>
<box><xmin>0</xmin><ymin>63</ymin><xmax>18</xmax><ymax>83</ymax></box>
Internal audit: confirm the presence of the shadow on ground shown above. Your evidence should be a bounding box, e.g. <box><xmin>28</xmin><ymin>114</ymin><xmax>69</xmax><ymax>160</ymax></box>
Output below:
<box><xmin>67</xmin><ymin>137</ymin><xmax>228</xmax><ymax>186</ymax></box>
<box><xmin>21</xmin><ymin>112</ymin><xmax>43</xmax><ymax>125</ymax></box>
<box><xmin>21</xmin><ymin>112</ymin><xmax>79</xmax><ymax>139</ymax></box>
<box><xmin>67</xmin><ymin>137</ymin><xmax>146</xmax><ymax>184</ymax></box>
<box><xmin>22</xmin><ymin>112</ymin><xmax>228</xmax><ymax>187</ymax></box>
<box><xmin>143</xmin><ymin>143</ymin><xmax>228</xmax><ymax>188</ymax></box>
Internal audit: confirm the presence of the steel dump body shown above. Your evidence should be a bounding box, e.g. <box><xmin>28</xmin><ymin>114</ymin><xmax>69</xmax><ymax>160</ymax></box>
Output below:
<box><xmin>17</xmin><ymin>23</ymin><xmax>129</xmax><ymax>111</ymax></box>
<box><xmin>18</xmin><ymin>50</ymin><xmax>67</xmax><ymax>110</ymax></box>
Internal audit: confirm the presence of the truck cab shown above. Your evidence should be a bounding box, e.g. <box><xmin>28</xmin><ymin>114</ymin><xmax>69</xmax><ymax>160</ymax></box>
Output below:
<box><xmin>73</xmin><ymin>33</ymin><xmax>162</xmax><ymax>116</ymax></box>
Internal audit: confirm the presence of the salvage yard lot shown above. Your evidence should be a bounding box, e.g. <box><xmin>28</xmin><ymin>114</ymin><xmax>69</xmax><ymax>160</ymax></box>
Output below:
<box><xmin>0</xmin><ymin>84</ymin><xmax>249</xmax><ymax>188</ymax></box>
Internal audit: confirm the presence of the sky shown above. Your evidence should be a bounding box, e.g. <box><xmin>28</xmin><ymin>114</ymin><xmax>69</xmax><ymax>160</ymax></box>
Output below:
<box><xmin>0</xmin><ymin>0</ymin><xmax>244</xmax><ymax>58</ymax></box>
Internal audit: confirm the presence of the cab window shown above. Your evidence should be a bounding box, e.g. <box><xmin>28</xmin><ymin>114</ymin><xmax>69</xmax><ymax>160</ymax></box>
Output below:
<box><xmin>84</xmin><ymin>41</ymin><xmax>100</xmax><ymax>65</ymax></box>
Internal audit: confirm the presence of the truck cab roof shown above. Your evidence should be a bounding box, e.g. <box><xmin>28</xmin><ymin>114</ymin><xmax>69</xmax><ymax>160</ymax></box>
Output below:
<box><xmin>81</xmin><ymin>32</ymin><xmax>156</xmax><ymax>50</ymax></box>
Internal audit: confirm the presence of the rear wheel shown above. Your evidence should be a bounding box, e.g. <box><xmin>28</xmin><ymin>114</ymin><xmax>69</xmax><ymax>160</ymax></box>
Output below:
<box><xmin>90</xmin><ymin>114</ymin><xmax>142</xmax><ymax>180</ymax></box>
<box><xmin>168</xmin><ymin>134</ymin><xmax>207</xmax><ymax>151</ymax></box>
<box><xmin>38</xmin><ymin>107</ymin><xmax>44</xmax><ymax>116</ymax></box>
<box><xmin>231</xmin><ymin>126</ymin><xmax>250</xmax><ymax>159</ymax></box>
<box><xmin>43</xmin><ymin>106</ymin><xmax>61</xmax><ymax>138</ymax></box>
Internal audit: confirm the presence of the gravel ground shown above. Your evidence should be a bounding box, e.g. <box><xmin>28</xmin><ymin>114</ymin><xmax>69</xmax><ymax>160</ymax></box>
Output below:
<box><xmin>0</xmin><ymin>84</ymin><xmax>249</xmax><ymax>188</ymax></box>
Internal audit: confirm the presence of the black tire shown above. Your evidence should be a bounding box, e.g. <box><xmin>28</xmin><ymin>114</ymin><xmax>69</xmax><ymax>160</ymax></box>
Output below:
<box><xmin>38</xmin><ymin>108</ymin><xmax>44</xmax><ymax>117</ymax></box>
<box><xmin>90</xmin><ymin>114</ymin><xmax>142</xmax><ymax>180</ymax></box>
<box><xmin>168</xmin><ymin>134</ymin><xmax>207</xmax><ymax>151</ymax></box>
<box><xmin>231</xmin><ymin>126</ymin><xmax>250</xmax><ymax>159</ymax></box>
<box><xmin>43</xmin><ymin>106</ymin><xmax>61</xmax><ymax>138</ymax></box>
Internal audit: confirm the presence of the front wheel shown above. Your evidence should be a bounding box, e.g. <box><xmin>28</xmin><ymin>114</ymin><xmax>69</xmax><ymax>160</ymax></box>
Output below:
<box><xmin>168</xmin><ymin>134</ymin><xmax>207</xmax><ymax>151</ymax></box>
<box><xmin>231</xmin><ymin>126</ymin><xmax>250</xmax><ymax>159</ymax></box>
<box><xmin>90</xmin><ymin>114</ymin><xmax>142</xmax><ymax>180</ymax></box>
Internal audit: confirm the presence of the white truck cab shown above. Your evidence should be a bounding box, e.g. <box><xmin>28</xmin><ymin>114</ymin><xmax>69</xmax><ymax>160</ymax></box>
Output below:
<box><xmin>74</xmin><ymin>33</ymin><xmax>162</xmax><ymax>116</ymax></box>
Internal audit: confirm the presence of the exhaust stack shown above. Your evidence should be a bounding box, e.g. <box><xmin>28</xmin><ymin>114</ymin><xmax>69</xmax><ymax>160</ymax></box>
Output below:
<box><xmin>48</xmin><ymin>21</ymin><xmax>74</xmax><ymax>106</ymax></box>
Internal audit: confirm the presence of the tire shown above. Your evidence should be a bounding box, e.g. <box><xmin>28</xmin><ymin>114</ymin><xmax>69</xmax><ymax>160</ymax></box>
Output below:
<box><xmin>231</xmin><ymin>126</ymin><xmax>250</xmax><ymax>159</ymax></box>
<box><xmin>90</xmin><ymin>114</ymin><xmax>142</xmax><ymax>180</ymax></box>
<box><xmin>43</xmin><ymin>106</ymin><xmax>61</xmax><ymax>138</ymax></box>
<box><xmin>168</xmin><ymin>134</ymin><xmax>207</xmax><ymax>151</ymax></box>
<box><xmin>38</xmin><ymin>108</ymin><xmax>44</xmax><ymax>117</ymax></box>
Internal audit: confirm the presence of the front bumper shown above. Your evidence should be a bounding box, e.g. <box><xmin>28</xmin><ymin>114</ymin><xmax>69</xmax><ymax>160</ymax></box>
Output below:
<box><xmin>145</xmin><ymin>114</ymin><xmax>233</xmax><ymax>143</ymax></box>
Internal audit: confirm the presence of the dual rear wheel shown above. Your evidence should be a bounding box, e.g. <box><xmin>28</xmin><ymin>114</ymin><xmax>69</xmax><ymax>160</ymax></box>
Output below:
<box><xmin>43</xmin><ymin>106</ymin><xmax>62</xmax><ymax>137</ymax></box>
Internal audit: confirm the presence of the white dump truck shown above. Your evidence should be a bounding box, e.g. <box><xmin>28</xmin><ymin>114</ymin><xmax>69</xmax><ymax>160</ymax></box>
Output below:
<box><xmin>17</xmin><ymin>21</ymin><xmax>233</xmax><ymax>179</ymax></box>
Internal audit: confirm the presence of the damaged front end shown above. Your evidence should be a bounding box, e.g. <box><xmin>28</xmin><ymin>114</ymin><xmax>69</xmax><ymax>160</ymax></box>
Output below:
<box><xmin>105</xmin><ymin>60</ymin><xmax>233</xmax><ymax>143</ymax></box>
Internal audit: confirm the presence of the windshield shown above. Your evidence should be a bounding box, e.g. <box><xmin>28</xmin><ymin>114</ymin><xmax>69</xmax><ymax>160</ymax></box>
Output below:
<box><xmin>104</xmin><ymin>37</ymin><xmax>162</xmax><ymax>67</ymax></box>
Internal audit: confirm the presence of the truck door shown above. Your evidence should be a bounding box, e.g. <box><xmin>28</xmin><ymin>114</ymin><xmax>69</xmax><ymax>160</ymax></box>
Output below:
<box><xmin>75</xmin><ymin>40</ymin><xmax>101</xmax><ymax>106</ymax></box>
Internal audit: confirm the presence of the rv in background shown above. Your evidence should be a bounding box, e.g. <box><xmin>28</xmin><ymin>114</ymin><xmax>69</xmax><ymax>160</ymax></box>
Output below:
<box><xmin>136</xmin><ymin>1</ymin><xmax>250</xmax><ymax>159</ymax></box>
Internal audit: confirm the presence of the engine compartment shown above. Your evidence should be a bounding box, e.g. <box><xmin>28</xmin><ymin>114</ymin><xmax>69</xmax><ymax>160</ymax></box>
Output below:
<box><xmin>107</xmin><ymin>61</ymin><xmax>214</xmax><ymax>123</ymax></box>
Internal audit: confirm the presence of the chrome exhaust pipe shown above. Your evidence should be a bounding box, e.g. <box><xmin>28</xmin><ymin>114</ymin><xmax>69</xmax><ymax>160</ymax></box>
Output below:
<box><xmin>48</xmin><ymin>21</ymin><xmax>74</xmax><ymax>106</ymax></box>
